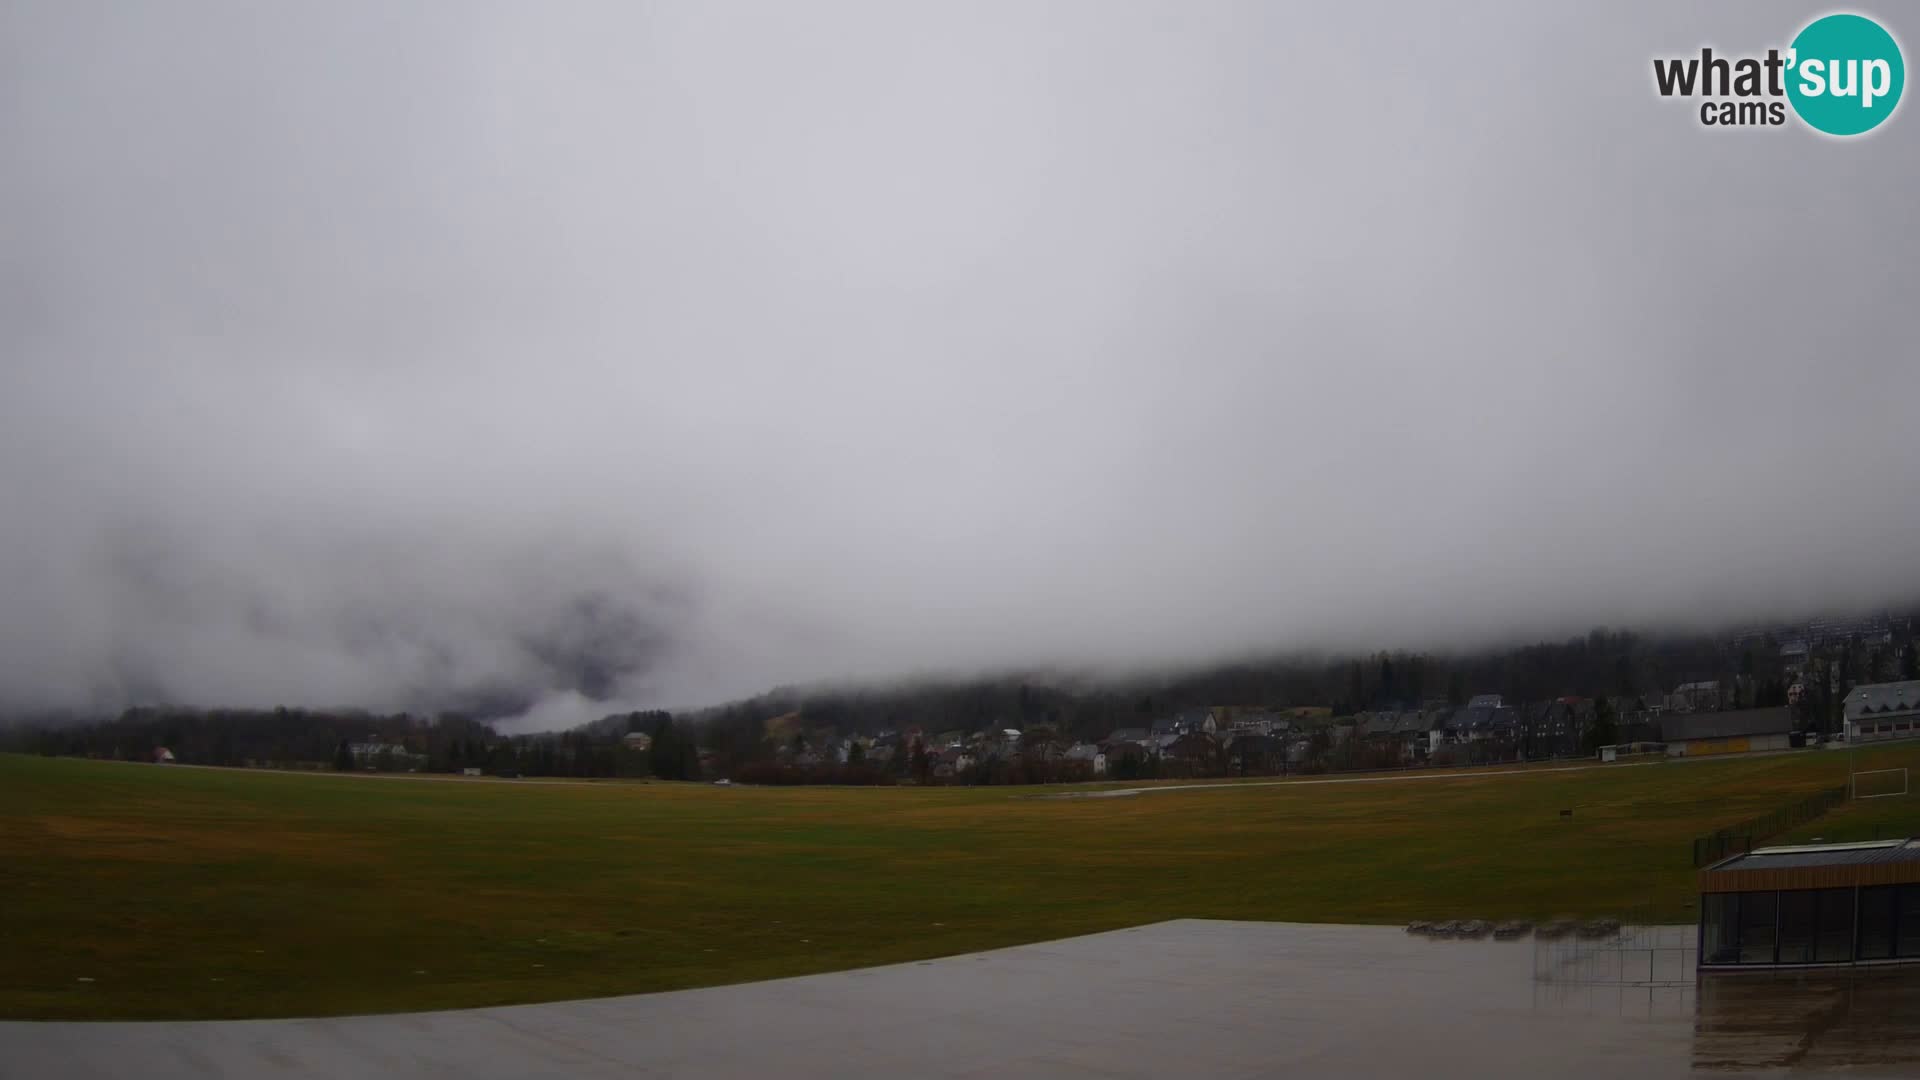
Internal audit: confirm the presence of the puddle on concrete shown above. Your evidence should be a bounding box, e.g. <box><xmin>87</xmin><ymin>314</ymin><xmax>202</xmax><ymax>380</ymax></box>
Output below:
<box><xmin>1692</xmin><ymin>968</ymin><xmax>1920</xmax><ymax>1071</ymax></box>
<box><xmin>7</xmin><ymin>921</ymin><xmax>1920</xmax><ymax>1078</ymax></box>
<box><xmin>1514</xmin><ymin>924</ymin><xmax>1920</xmax><ymax>1073</ymax></box>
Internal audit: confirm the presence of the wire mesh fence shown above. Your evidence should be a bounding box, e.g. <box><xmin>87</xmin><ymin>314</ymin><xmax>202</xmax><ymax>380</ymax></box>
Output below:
<box><xmin>1530</xmin><ymin>909</ymin><xmax>1698</xmax><ymax>1019</ymax></box>
<box><xmin>1690</xmin><ymin>785</ymin><xmax>1849</xmax><ymax>867</ymax></box>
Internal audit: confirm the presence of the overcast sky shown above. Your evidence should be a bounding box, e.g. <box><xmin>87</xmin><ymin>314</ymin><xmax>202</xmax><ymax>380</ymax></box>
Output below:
<box><xmin>3</xmin><ymin>2</ymin><xmax>1916</xmax><ymax>727</ymax></box>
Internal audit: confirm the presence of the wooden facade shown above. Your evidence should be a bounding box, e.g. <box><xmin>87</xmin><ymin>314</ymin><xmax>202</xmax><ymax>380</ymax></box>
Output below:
<box><xmin>1700</xmin><ymin>859</ymin><xmax>1920</xmax><ymax>894</ymax></box>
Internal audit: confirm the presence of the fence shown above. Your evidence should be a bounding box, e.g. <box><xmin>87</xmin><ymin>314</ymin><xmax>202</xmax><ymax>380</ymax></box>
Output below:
<box><xmin>1532</xmin><ymin>920</ymin><xmax>1697</xmax><ymax>1020</ymax></box>
<box><xmin>1689</xmin><ymin>785</ymin><xmax>1848</xmax><ymax>867</ymax></box>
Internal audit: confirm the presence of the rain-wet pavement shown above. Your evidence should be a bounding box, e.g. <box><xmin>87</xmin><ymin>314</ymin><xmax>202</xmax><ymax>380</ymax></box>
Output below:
<box><xmin>3</xmin><ymin>920</ymin><xmax>1917</xmax><ymax>1078</ymax></box>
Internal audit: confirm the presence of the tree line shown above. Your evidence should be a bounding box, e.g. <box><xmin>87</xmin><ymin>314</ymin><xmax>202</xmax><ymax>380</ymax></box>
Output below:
<box><xmin>690</xmin><ymin>623</ymin><xmax>1918</xmax><ymax>748</ymax></box>
<box><xmin>1</xmin><ymin>705</ymin><xmax>701</xmax><ymax>780</ymax></box>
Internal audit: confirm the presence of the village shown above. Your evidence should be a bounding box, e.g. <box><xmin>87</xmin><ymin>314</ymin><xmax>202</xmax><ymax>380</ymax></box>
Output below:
<box><xmin>53</xmin><ymin>617</ymin><xmax>1920</xmax><ymax>787</ymax></box>
<box><xmin>745</xmin><ymin>678</ymin><xmax>1920</xmax><ymax>786</ymax></box>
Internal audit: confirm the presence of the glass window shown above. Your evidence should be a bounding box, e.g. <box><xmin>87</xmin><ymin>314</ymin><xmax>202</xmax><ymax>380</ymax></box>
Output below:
<box><xmin>1702</xmin><ymin>893</ymin><xmax>1739</xmax><ymax>964</ymax></box>
<box><xmin>1815</xmin><ymin>888</ymin><xmax>1855</xmax><ymax>962</ymax></box>
<box><xmin>1778</xmin><ymin>890</ymin><xmax>1816</xmax><ymax>963</ymax></box>
<box><xmin>1860</xmin><ymin>886</ymin><xmax>1896</xmax><ymax>960</ymax></box>
<box><xmin>1899</xmin><ymin>886</ymin><xmax>1920</xmax><ymax>958</ymax></box>
<box><xmin>1740</xmin><ymin>891</ymin><xmax>1778</xmax><ymax>964</ymax></box>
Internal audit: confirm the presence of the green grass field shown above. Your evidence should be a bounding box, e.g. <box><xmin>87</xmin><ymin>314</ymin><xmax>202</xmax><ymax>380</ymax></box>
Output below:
<box><xmin>6</xmin><ymin>745</ymin><xmax>1920</xmax><ymax>1020</ymax></box>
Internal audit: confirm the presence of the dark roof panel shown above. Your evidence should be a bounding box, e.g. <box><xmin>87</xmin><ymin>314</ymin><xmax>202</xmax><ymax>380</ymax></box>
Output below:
<box><xmin>1661</xmin><ymin>707</ymin><xmax>1793</xmax><ymax>743</ymax></box>
<box><xmin>1712</xmin><ymin>839</ymin><xmax>1920</xmax><ymax>872</ymax></box>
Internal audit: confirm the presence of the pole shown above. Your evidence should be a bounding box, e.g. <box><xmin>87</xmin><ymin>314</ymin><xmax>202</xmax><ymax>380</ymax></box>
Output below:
<box><xmin>1845</xmin><ymin>680</ymin><xmax>1855</xmax><ymax>798</ymax></box>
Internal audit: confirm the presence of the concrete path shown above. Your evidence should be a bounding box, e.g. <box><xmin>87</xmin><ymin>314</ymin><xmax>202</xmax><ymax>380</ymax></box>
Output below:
<box><xmin>6</xmin><ymin>919</ymin><xmax>1912</xmax><ymax>1079</ymax></box>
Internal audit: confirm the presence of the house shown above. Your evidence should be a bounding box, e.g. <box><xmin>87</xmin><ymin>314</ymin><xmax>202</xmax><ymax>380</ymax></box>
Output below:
<box><xmin>1443</xmin><ymin>706</ymin><xmax>1520</xmax><ymax>748</ymax></box>
<box><xmin>1424</xmin><ymin>708</ymin><xmax>1457</xmax><ymax>754</ymax></box>
<box><xmin>1388</xmin><ymin>711</ymin><xmax>1431</xmax><ymax>757</ymax></box>
<box><xmin>1527</xmin><ymin>698</ymin><xmax>1596</xmax><ymax>758</ymax></box>
<box><xmin>1064</xmin><ymin>743</ymin><xmax>1107</xmax><ymax>775</ymax></box>
<box><xmin>1349</xmin><ymin>712</ymin><xmax>1424</xmax><ymax>765</ymax></box>
<box><xmin>1228</xmin><ymin>711</ymin><xmax>1292</xmax><ymax>738</ymax></box>
<box><xmin>1103</xmin><ymin>728</ymin><xmax>1151</xmax><ymax>748</ymax></box>
<box><xmin>461</xmin><ymin>766</ymin><xmax>482</xmax><ymax>777</ymax></box>
<box><xmin>1359</xmin><ymin>711</ymin><xmax>1425</xmax><ymax>748</ymax></box>
<box><xmin>934</xmin><ymin>746</ymin><xmax>976</xmax><ymax>773</ymax></box>
<box><xmin>621</xmin><ymin>731</ymin><xmax>654</xmax><ymax>752</ymax></box>
<box><xmin>1672</xmin><ymin>681</ymin><xmax>1722</xmax><ymax>712</ymax></box>
<box><xmin>1225</xmin><ymin>733</ymin><xmax>1283</xmax><ymax>773</ymax></box>
<box><xmin>1104</xmin><ymin>740</ymin><xmax>1151</xmax><ymax>771</ymax></box>
<box><xmin>1162</xmin><ymin>731</ymin><xmax>1219</xmax><ymax>771</ymax></box>
<box><xmin>1610</xmin><ymin>697</ymin><xmax>1663</xmax><ymax>744</ymax></box>
<box><xmin>1777</xmin><ymin>637</ymin><xmax>1812</xmax><ymax>673</ymax></box>
<box><xmin>1661</xmin><ymin>706</ymin><xmax>1793</xmax><ymax>756</ymax></box>
<box><xmin>1467</xmin><ymin>694</ymin><xmax>1504</xmax><ymax>710</ymax></box>
<box><xmin>1844</xmin><ymin>680</ymin><xmax>1920</xmax><ymax>744</ymax></box>
<box><xmin>1621</xmin><ymin>694</ymin><xmax>1667</xmax><ymax>718</ymax></box>
<box><xmin>152</xmin><ymin>747</ymin><xmax>175</xmax><ymax>764</ymax></box>
<box><xmin>1152</xmin><ymin>709</ymin><xmax>1216</xmax><ymax>737</ymax></box>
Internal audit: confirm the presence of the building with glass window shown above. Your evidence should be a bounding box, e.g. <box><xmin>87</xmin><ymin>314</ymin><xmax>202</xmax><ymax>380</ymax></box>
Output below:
<box><xmin>1844</xmin><ymin>680</ymin><xmax>1920</xmax><ymax>744</ymax></box>
<box><xmin>1698</xmin><ymin>839</ymin><xmax>1920</xmax><ymax>968</ymax></box>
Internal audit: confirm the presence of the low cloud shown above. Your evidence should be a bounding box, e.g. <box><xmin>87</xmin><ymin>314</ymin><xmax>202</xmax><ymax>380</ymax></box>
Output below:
<box><xmin>2</xmin><ymin>2</ymin><xmax>1917</xmax><ymax>725</ymax></box>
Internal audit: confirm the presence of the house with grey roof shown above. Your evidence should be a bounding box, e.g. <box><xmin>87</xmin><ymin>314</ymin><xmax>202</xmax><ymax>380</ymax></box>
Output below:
<box><xmin>1151</xmin><ymin>709</ymin><xmax>1217</xmax><ymax>737</ymax></box>
<box><xmin>1845</xmin><ymin>680</ymin><xmax>1920</xmax><ymax>744</ymax></box>
<box><xmin>1225</xmin><ymin>733</ymin><xmax>1284</xmax><ymax>773</ymax></box>
<box><xmin>1526</xmin><ymin>698</ymin><xmax>1596</xmax><ymax>758</ymax></box>
<box><xmin>1456</xmin><ymin>706</ymin><xmax>1510</xmax><ymax>742</ymax></box>
<box><xmin>1064</xmin><ymin>743</ymin><xmax>1107</xmax><ymax>775</ymax></box>
<box><xmin>1672</xmin><ymin>680</ymin><xmax>1722</xmax><ymax>712</ymax></box>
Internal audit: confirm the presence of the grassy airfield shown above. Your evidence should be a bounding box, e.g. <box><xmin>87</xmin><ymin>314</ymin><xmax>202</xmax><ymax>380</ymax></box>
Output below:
<box><xmin>5</xmin><ymin>744</ymin><xmax>1919</xmax><ymax>1019</ymax></box>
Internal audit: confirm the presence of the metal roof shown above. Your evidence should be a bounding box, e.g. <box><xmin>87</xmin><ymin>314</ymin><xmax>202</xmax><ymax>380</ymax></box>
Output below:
<box><xmin>1711</xmin><ymin>839</ymin><xmax>1920</xmax><ymax>872</ymax></box>
<box><xmin>1844</xmin><ymin>680</ymin><xmax>1920</xmax><ymax>722</ymax></box>
<box><xmin>1660</xmin><ymin>706</ymin><xmax>1792</xmax><ymax>743</ymax></box>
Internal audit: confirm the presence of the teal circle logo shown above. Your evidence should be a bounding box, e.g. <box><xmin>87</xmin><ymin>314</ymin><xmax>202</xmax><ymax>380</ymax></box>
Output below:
<box><xmin>1786</xmin><ymin>13</ymin><xmax>1905</xmax><ymax>136</ymax></box>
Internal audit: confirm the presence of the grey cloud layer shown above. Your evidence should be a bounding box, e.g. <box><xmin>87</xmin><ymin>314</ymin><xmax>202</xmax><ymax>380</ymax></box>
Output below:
<box><xmin>2</xmin><ymin>2</ymin><xmax>1916</xmax><ymax>722</ymax></box>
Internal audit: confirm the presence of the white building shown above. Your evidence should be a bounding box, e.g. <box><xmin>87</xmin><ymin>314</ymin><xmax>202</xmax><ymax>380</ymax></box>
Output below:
<box><xmin>1845</xmin><ymin>680</ymin><xmax>1920</xmax><ymax>744</ymax></box>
